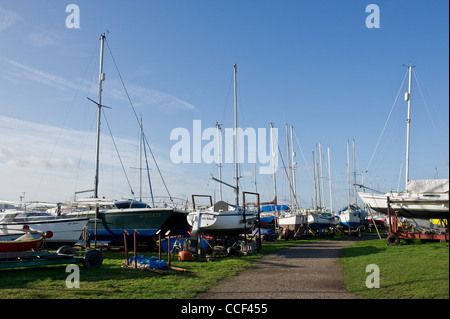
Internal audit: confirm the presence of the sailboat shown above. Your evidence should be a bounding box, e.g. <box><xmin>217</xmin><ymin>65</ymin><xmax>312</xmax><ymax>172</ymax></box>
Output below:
<box><xmin>338</xmin><ymin>140</ymin><xmax>363</xmax><ymax>228</ymax></box>
<box><xmin>187</xmin><ymin>64</ymin><xmax>257</xmax><ymax>236</ymax></box>
<box><xmin>358</xmin><ymin>65</ymin><xmax>449</xmax><ymax>220</ymax></box>
<box><xmin>62</xmin><ymin>34</ymin><xmax>190</xmax><ymax>245</ymax></box>
<box><xmin>0</xmin><ymin>206</ymin><xmax>88</xmax><ymax>247</ymax></box>
<box><xmin>306</xmin><ymin>145</ymin><xmax>338</xmax><ymax>231</ymax></box>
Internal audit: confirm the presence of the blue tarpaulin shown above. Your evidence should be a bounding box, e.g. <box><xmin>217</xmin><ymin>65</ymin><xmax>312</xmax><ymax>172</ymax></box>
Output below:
<box><xmin>128</xmin><ymin>255</ymin><xmax>168</xmax><ymax>269</ymax></box>
<box><xmin>260</xmin><ymin>204</ymin><xmax>289</xmax><ymax>212</ymax></box>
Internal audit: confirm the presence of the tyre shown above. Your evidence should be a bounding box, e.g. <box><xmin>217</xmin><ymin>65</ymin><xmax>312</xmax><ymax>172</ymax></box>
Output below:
<box><xmin>83</xmin><ymin>249</ymin><xmax>103</xmax><ymax>269</ymax></box>
<box><xmin>387</xmin><ymin>234</ymin><xmax>400</xmax><ymax>246</ymax></box>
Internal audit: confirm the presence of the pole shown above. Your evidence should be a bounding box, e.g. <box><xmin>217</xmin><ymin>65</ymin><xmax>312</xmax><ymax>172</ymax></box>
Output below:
<box><xmin>290</xmin><ymin>126</ymin><xmax>297</xmax><ymax>210</ymax></box>
<box><xmin>270</xmin><ymin>123</ymin><xmax>278</xmax><ymax>232</ymax></box>
<box><xmin>327</xmin><ymin>146</ymin><xmax>333</xmax><ymax>214</ymax></box>
<box><xmin>405</xmin><ymin>64</ymin><xmax>413</xmax><ymax>192</ymax></box>
<box><xmin>216</xmin><ymin>122</ymin><xmax>223</xmax><ymax>201</ymax></box>
<box><xmin>234</xmin><ymin>64</ymin><xmax>239</xmax><ymax>206</ymax></box>
<box><xmin>94</xmin><ymin>33</ymin><xmax>105</xmax><ymax>199</ymax></box>
<box><xmin>285</xmin><ymin>123</ymin><xmax>292</xmax><ymax>210</ymax></box>
<box><xmin>93</xmin><ymin>34</ymin><xmax>105</xmax><ymax>248</ymax></box>
<box><xmin>347</xmin><ymin>140</ymin><xmax>351</xmax><ymax>209</ymax></box>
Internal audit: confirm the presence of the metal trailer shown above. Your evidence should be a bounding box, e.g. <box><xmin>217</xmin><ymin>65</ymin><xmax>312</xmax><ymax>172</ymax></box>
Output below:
<box><xmin>0</xmin><ymin>246</ymin><xmax>103</xmax><ymax>270</ymax></box>
<box><xmin>386</xmin><ymin>196</ymin><xmax>449</xmax><ymax>245</ymax></box>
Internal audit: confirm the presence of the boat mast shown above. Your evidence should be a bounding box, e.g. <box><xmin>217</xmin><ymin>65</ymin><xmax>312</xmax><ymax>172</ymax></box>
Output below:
<box><xmin>290</xmin><ymin>125</ymin><xmax>297</xmax><ymax>210</ymax></box>
<box><xmin>234</xmin><ymin>64</ymin><xmax>239</xmax><ymax>206</ymax></box>
<box><xmin>405</xmin><ymin>64</ymin><xmax>413</xmax><ymax>192</ymax></box>
<box><xmin>285</xmin><ymin>122</ymin><xmax>292</xmax><ymax>210</ymax></box>
<box><xmin>94</xmin><ymin>33</ymin><xmax>106</xmax><ymax>199</ymax></box>
<box><xmin>216</xmin><ymin>122</ymin><xmax>223</xmax><ymax>201</ymax></box>
<box><xmin>347</xmin><ymin>139</ymin><xmax>351</xmax><ymax>209</ymax></box>
<box><xmin>353</xmin><ymin>139</ymin><xmax>357</xmax><ymax>204</ymax></box>
<box><xmin>319</xmin><ymin>143</ymin><xmax>325</xmax><ymax>210</ymax></box>
<box><xmin>312</xmin><ymin>150</ymin><xmax>317</xmax><ymax>211</ymax></box>
<box><xmin>270</xmin><ymin>122</ymin><xmax>278</xmax><ymax>209</ymax></box>
<box><xmin>327</xmin><ymin>146</ymin><xmax>333</xmax><ymax>214</ymax></box>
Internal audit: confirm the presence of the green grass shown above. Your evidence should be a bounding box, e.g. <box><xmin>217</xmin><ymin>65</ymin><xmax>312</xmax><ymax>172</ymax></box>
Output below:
<box><xmin>338</xmin><ymin>238</ymin><xmax>449</xmax><ymax>299</ymax></box>
<box><xmin>0</xmin><ymin>240</ymin><xmax>300</xmax><ymax>299</ymax></box>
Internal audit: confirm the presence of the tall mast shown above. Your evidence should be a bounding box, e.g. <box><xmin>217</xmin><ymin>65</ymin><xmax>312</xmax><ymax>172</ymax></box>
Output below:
<box><xmin>216</xmin><ymin>122</ymin><xmax>223</xmax><ymax>201</ymax></box>
<box><xmin>270</xmin><ymin>123</ymin><xmax>278</xmax><ymax>207</ymax></box>
<box><xmin>347</xmin><ymin>139</ymin><xmax>351</xmax><ymax>208</ymax></box>
<box><xmin>285</xmin><ymin>122</ymin><xmax>292</xmax><ymax>209</ymax></box>
<box><xmin>312</xmin><ymin>150</ymin><xmax>317</xmax><ymax>211</ymax></box>
<box><xmin>290</xmin><ymin>126</ymin><xmax>297</xmax><ymax>210</ymax></box>
<box><xmin>327</xmin><ymin>146</ymin><xmax>333</xmax><ymax>214</ymax></box>
<box><xmin>405</xmin><ymin>64</ymin><xmax>413</xmax><ymax>192</ymax></box>
<box><xmin>319</xmin><ymin>143</ymin><xmax>325</xmax><ymax>210</ymax></box>
<box><xmin>94</xmin><ymin>33</ymin><xmax>106</xmax><ymax>199</ymax></box>
<box><xmin>139</xmin><ymin>118</ymin><xmax>143</xmax><ymax>201</ymax></box>
<box><xmin>353</xmin><ymin>139</ymin><xmax>357</xmax><ymax>204</ymax></box>
<box><xmin>234</xmin><ymin>64</ymin><xmax>239</xmax><ymax>206</ymax></box>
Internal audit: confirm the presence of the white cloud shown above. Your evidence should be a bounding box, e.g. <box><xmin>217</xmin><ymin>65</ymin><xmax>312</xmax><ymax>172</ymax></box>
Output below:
<box><xmin>0</xmin><ymin>115</ymin><xmax>204</xmax><ymax>203</ymax></box>
<box><xmin>2</xmin><ymin>58</ymin><xmax>197</xmax><ymax>113</ymax></box>
<box><xmin>0</xmin><ymin>7</ymin><xmax>21</xmax><ymax>32</ymax></box>
<box><xmin>4</xmin><ymin>58</ymin><xmax>81</xmax><ymax>91</ymax></box>
<box><xmin>26</xmin><ymin>29</ymin><xmax>62</xmax><ymax>48</ymax></box>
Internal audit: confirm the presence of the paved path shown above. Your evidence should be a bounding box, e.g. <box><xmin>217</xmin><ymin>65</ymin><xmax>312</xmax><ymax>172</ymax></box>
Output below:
<box><xmin>197</xmin><ymin>239</ymin><xmax>359</xmax><ymax>299</ymax></box>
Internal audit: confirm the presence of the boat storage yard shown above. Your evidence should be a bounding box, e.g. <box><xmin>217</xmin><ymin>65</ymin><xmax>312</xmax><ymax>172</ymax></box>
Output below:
<box><xmin>0</xmin><ymin>1</ymin><xmax>448</xmax><ymax>303</ymax></box>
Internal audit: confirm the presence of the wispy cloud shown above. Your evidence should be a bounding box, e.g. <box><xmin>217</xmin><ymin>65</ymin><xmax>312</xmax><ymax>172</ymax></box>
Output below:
<box><xmin>2</xmin><ymin>57</ymin><xmax>197</xmax><ymax>112</ymax></box>
<box><xmin>3</xmin><ymin>58</ymin><xmax>81</xmax><ymax>91</ymax></box>
<box><xmin>0</xmin><ymin>7</ymin><xmax>21</xmax><ymax>32</ymax></box>
<box><xmin>0</xmin><ymin>115</ymin><xmax>201</xmax><ymax>202</ymax></box>
<box><xmin>26</xmin><ymin>29</ymin><xmax>63</xmax><ymax>48</ymax></box>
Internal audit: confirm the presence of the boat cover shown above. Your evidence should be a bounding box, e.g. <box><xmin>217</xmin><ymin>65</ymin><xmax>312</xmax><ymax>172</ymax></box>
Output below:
<box><xmin>407</xmin><ymin>179</ymin><xmax>449</xmax><ymax>193</ymax></box>
<box><xmin>261</xmin><ymin>205</ymin><xmax>289</xmax><ymax>212</ymax></box>
<box><xmin>128</xmin><ymin>255</ymin><xmax>168</xmax><ymax>269</ymax></box>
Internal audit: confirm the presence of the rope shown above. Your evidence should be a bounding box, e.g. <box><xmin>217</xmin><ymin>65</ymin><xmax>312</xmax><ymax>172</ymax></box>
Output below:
<box><xmin>104</xmin><ymin>37</ymin><xmax>173</xmax><ymax>201</ymax></box>
<box><xmin>365</xmin><ymin>69</ymin><xmax>409</xmax><ymax>174</ymax></box>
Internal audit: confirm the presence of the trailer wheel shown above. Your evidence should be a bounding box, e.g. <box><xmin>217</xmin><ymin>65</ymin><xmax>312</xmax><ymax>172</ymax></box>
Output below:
<box><xmin>83</xmin><ymin>249</ymin><xmax>103</xmax><ymax>269</ymax></box>
<box><xmin>387</xmin><ymin>234</ymin><xmax>400</xmax><ymax>246</ymax></box>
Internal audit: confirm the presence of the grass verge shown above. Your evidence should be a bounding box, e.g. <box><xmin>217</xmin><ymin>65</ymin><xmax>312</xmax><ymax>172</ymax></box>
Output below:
<box><xmin>0</xmin><ymin>240</ymin><xmax>300</xmax><ymax>299</ymax></box>
<box><xmin>338</xmin><ymin>238</ymin><xmax>449</xmax><ymax>299</ymax></box>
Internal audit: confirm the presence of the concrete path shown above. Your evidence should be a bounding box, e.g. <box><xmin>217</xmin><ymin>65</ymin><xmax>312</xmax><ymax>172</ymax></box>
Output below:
<box><xmin>197</xmin><ymin>239</ymin><xmax>359</xmax><ymax>299</ymax></box>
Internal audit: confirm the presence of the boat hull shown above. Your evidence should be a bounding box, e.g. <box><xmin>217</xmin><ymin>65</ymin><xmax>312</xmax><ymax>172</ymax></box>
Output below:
<box><xmin>84</xmin><ymin>207</ymin><xmax>190</xmax><ymax>242</ymax></box>
<box><xmin>358</xmin><ymin>192</ymin><xmax>449</xmax><ymax>220</ymax></box>
<box><xmin>278</xmin><ymin>215</ymin><xmax>303</xmax><ymax>226</ymax></box>
<box><xmin>0</xmin><ymin>212</ymin><xmax>89</xmax><ymax>247</ymax></box>
<box><xmin>0</xmin><ymin>233</ymin><xmax>43</xmax><ymax>252</ymax></box>
<box><xmin>307</xmin><ymin>214</ymin><xmax>337</xmax><ymax>229</ymax></box>
<box><xmin>338</xmin><ymin>210</ymin><xmax>361</xmax><ymax>227</ymax></box>
<box><xmin>187</xmin><ymin>211</ymin><xmax>257</xmax><ymax>235</ymax></box>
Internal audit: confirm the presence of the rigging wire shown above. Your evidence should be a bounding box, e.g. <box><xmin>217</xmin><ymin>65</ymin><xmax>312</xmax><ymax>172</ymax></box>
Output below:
<box><xmin>365</xmin><ymin>68</ymin><xmax>409</xmax><ymax>175</ymax></box>
<box><xmin>413</xmin><ymin>70</ymin><xmax>449</xmax><ymax>164</ymax></box>
<box><xmin>101</xmin><ymin>108</ymin><xmax>136</xmax><ymax>199</ymax></box>
<box><xmin>104</xmin><ymin>37</ymin><xmax>173</xmax><ymax>202</ymax></box>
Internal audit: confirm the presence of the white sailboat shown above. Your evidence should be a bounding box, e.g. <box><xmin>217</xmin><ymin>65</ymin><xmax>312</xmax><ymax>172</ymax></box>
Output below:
<box><xmin>338</xmin><ymin>140</ymin><xmax>363</xmax><ymax>227</ymax></box>
<box><xmin>0</xmin><ymin>203</ymin><xmax>88</xmax><ymax>247</ymax></box>
<box><xmin>187</xmin><ymin>64</ymin><xmax>257</xmax><ymax>235</ymax></box>
<box><xmin>358</xmin><ymin>65</ymin><xmax>449</xmax><ymax>220</ymax></box>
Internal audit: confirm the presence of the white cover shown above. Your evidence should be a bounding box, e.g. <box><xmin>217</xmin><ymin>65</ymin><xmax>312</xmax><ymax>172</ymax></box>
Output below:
<box><xmin>407</xmin><ymin>179</ymin><xmax>449</xmax><ymax>193</ymax></box>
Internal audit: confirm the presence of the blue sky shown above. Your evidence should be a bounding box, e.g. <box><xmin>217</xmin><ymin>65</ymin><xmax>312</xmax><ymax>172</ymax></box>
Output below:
<box><xmin>0</xmin><ymin>0</ymin><xmax>448</xmax><ymax>210</ymax></box>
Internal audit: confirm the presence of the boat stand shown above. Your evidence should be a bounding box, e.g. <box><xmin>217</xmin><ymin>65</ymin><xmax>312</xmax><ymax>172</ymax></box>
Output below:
<box><xmin>386</xmin><ymin>196</ymin><xmax>449</xmax><ymax>245</ymax></box>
